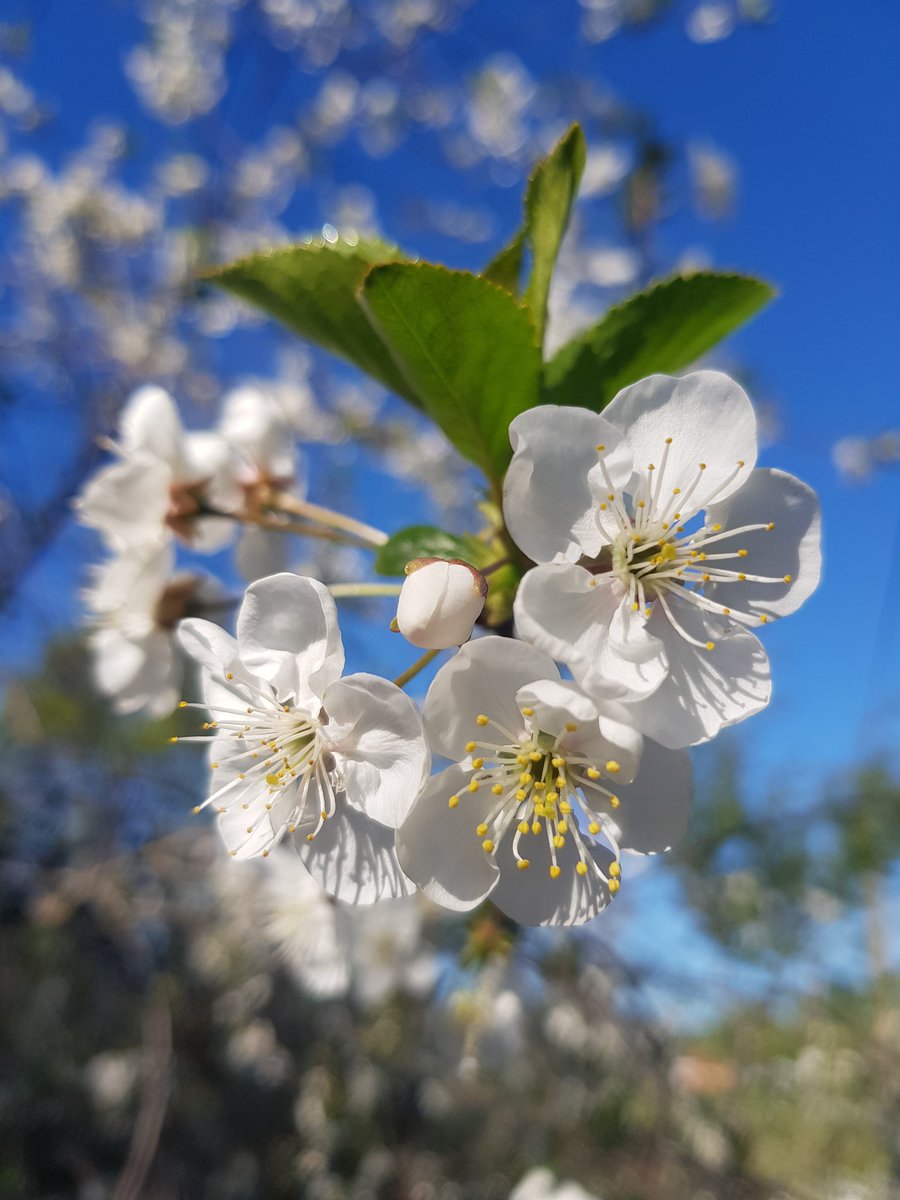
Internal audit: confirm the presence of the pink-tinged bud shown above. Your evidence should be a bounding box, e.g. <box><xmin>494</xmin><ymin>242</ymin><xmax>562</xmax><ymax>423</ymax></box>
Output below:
<box><xmin>395</xmin><ymin>558</ymin><xmax>488</xmax><ymax>649</ymax></box>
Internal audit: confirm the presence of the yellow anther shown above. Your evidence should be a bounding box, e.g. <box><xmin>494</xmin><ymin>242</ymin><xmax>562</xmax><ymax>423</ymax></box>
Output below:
<box><xmin>546</xmin><ymin>791</ymin><xmax>559</xmax><ymax>803</ymax></box>
<box><xmin>607</xmin><ymin>493</ymin><xmax>615</xmax><ymax>501</ymax></box>
<box><xmin>306</xmin><ymin>833</ymin><xmax>315</xmax><ymax>842</ymax></box>
<box><xmin>471</xmin><ymin>757</ymin><xmax>484</xmax><ymax>769</ymax></box>
<box><xmin>288</xmin><ymin>824</ymin><xmax>296</xmax><ymax>833</ymax></box>
<box><xmin>262</xmin><ymin>849</ymin><xmax>270</xmax><ymax>858</ymax></box>
<box><xmin>557</xmin><ymin>820</ymin><xmax>568</xmax><ymax>834</ymax></box>
<box><xmin>549</xmin><ymin>865</ymin><xmax>561</xmax><ymax>879</ymax></box>
<box><xmin>529</xmin><ymin>750</ymin><xmax>542</xmax><ymax>762</ymax></box>
<box><xmin>738</xmin><ymin>572</ymin><xmax>747</xmax><ymax>581</ymax></box>
<box><xmin>532</xmin><ymin>820</ymin><xmax>542</xmax><ymax>835</ymax></box>
<box><xmin>586</xmin><ymin>766</ymin><xmax>601</xmax><ymax>780</ymax></box>
<box><xmin>596</xmin><ymin>443</ymin><xmax>606</xmax><ymax>452</ymax></box>
<box><xmin>576</xmin><ymin>862</ymin><xmax>588</xmax><ymax>876</ymax></box>
<box><xmin>476</xmin><ymin>823</ymin><xmax>488</xmax><ymax>837</ymax></box>
<box><xmin>702</xmin><ymin>573</ymin><xmax>711</xmax><ymax>582</ymax></box>
<box><xmin>465</xmin><ymin>741</ymin><xmax>477</xmax><ymax>753</ymax></box>
<box><xmin>698</xmin><ymin>552</ymin><xmax>707</xmax><ymax>561</ymax></box>
<box><xmin>759</xmin><ymin>615</ymin><xmax>769</xmax><ymax>624</ymax></box>
<box><xmin>737</xmin><ymin>459</ymin><xmax>745</xmax><ymax>467</ymax></box>
<box><xmin>609</xmin><ymin>795</ymin><xmax>620</xmax><ymax>809</ymax></box>
<box><xmin>169</xmin><ymin>736</ymin><xmax>178</xmax><ymax>744</ymax></box>
<box><xmin>476</xmin><ymin>714</ymin><xmax>489</xmax><ymax>726</ymax></box>
<box><xmin>178</xmin><ymin>700</ymin><xmax>188</xmax><ymax>709</ymax></box>
<box><xmin>517</xmin><ymin>859</ymin><xmax>531</xmax><ymax>870</ymax></box>
<box><xmin>559</xmin><ymin>801</ymin><xmax>573</xmax><ymax>815</ymax></box>
<box><xmin>246</xmin><ymin>825</ymin><xmax>253</xmax><ymax>834</ymax></box>
<box><xmin>520</xmin><ymin>772</ymin><xmax>533</xmax><ymax>785</ymax></box>
<box><xmin>711</xmin><ymin>523</ymin><xmax>722</xmax><ymax>532</ymax></box>
<box><xmin>738</xmin><ymin>548</ymin><xmax>748</xmax><ymax>558</ymax></box>
<box><xmin>229</xmin><ymin>850</ymin><xmax>237</xmax><ymax>857</ymax></box>
<box><xmin>516</xmin><ymin>789</ymin><xmax>527</xmax><ymax>801</ymax></box>
<box><xmin>766</xmin><ymin>522</ymin><xmax>775</xmax><ymax>531</ymax></box>
<box><xmin>193</xmin><ymin>805</ymin><xmax>200</xmax><ymax>814</ymax></box>
<box><xmin>565</xmin><ymin>722</ymin><xmax>577</xmax><ymax>732</ymax></box>
<box><xmin>665</xmin><ymin>436</ymin><xmax>673</xmax><ymax>444</ymax></box>
<box><xmin>468</xmin><ymin>779</ymin><xmax>480</xmax><ymax>793</ymax></box>
<box><xmin>516</xmin><ymin>754</ymin><xmax>528</xmax><ymax>765</ymax></box>
<box><xmin>492</xmin><ymin>784</ymin><xmax>504</xmax><ymax>796</ymax></box>
<box><xmin>283</xmin><ymin>704</ymin><xmax>290</xmax><ymax>713</ymax></box>
<box><xmin>672</xmin><ymin>487</ymin><xmax>681</xmax><ymax>495</ymax></box>
<box><xmin>631</xmin><ymin>602</ymin><xmax>639</xmax><ymax>611</ymax></box>
<box><xmin>600</xmin><ymin>502</ymin><xmax>608</xmax><ymax>511</ymax></box>
<box><xmin>518</xmin><ymin>821</ymin><xmax>530</xmax><ymax>835</ymax></box>
<box><xmin>551</xmin><ymin>756</ymin><xmax>565</xmax><ymax>768</ymax></box>
<box><xmin>644</xmin><ymin>608</ymin><xmax>652</xmax><ymax>618</ymax></box>
<box><xmin>648</xmin><ymin>463</ymin><xmax>655</xmax><ymax>471</ymax></box>
<box><xmin>588</xmin><ymin>821</ymin><xmax>601</xmax><ymax>835</ymax></box>
<box><xmin>699</xmin><ymin>462</ymin><xmax>707</xmax><ymax>470</ymax></box>
<box><xmin>608</xmin><ymin>878</ymin><xmax>621</xmax><ymax>894</ymax></box>
<box><xmin>533</xmin><ymin>781</ymin><xmax>546</xmax><ymax>791</ymax></box>
<box><xmin>783</xmin><ymin>574</ymin><xmax>793</xmax><ymax>583</ymax></box>
<box><xmin>482</xmin><ymin>839</ymin><xmax>495</xmax><ymax>853</ymax></box>
<box><xmin>266</xmin><ymin>803</ymin><xmax>273</xmax><ymax>812</ymax></box>
<box><xmin>605</xmin><ymin>761</ymin><xmax>621</xmax><ymax>775</ymax></box>
<box><xmin>706</xmin><ymin>641</ymin><xmax>715</xmax><ymax>651</ymax></box>
<box><xmin>609</xmin><ymin>861</ymin><xmax>621</xmax><ymax>877</ymax></box>
<box><xmin>637</xmin><ymin>500</ymin><xmax>645</xmax><ymax>509</ymax></box>
<box><xmin>265</xmin><ymin>773</ymin><xmax>280</xmax><ymax>786</ymax></box>
<box><xmin>722</xmin><ymin>608</ymin><xmax>731</xmax><ymax>615</ymax></box>
<box><xmin>556</xmin><ymin>776</ymin><xmax>567</xmax><ymax>789</ymax></box>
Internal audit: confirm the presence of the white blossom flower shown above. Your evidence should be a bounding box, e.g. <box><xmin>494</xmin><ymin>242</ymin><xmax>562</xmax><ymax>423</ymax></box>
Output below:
<box><xmin>84</xmin><ymin>540</ymin><xmax>221</xmax><ymax>718</ymax></box>
<box><xmin>218</xmin><ymin>384</ymin><xmax>305</xmax><ymax>580</ymax></box>
<box><xmin>510</xmin><ymin>1168</ymin><xmax>602</xmax><ymax>1200</ymax></box>
<box><xmin>505</xmin><ymin>372</ymin><xmax>821</xmax><ymax>747</ymax></box>
<box><xmin>76</xmin><ymin>384</ymin><xmax>236</xmax><ymax>554</ymax></box>
<box><xmin>260</xmin><ymin>849</ymin><xmax>438</xmax><ymax>1007</ymax></box>
<box><xmin>178</xmin><ymin>572</ymin><xmax>430</xmax><ymax>904</ymax></box>
<box><xmin>397</xmin><ymin>637</ymin><xmax>691</xmax><ymax>927</ymax></box>
<box><xmin>395</xmin><ymin>558</ymin><xmax>487</xmax><ymax>649</ymax></box>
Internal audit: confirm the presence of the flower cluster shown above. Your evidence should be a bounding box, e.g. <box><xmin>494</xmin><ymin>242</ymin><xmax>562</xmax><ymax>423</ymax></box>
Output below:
<box><xmin>163</xmin><ymin>368</ymin><xmax>819</xmax><ymax>929</ymax></box>
<box><xmin>77</xmin><ymin>383</ymin><xmax>308</xmax><ymax>715</ymax></box>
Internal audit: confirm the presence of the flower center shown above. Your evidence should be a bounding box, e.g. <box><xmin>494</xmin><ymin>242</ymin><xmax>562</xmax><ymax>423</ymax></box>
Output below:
<box><xmin>594</xmin><ymin>438</ymin><xmax>788</xmax><ymax>648</ymax></box>
<box><xmin>447</xmin><ymin>708</ymin><xmax>623</xmax><ymax>892</ymax></box>
<box><xmin>177</xmin><ymin>673</ymin><xmax>343</xmax><ymax>857</ymax></box>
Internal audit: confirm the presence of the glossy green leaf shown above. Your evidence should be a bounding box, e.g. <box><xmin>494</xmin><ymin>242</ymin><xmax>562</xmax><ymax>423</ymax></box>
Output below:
<box><xmin>205</xmin><ymin>237</ymin><xmax>417</xmax><ymax>402</ymax></box>
<box><xmin>523</xmin><ymin>124</ymin><xmax>587</xmax><ymax>345</ymax></box>
<box><xmin>543</xmin><ymin>271</ymin><xmax>776</xmax><ymax>409</ymax></box>
<box><xmin>374</xmin><ymin>525</ymin><xmax>484</xmax><ymax>576</ymax></box>
<box><xmin>360</xmin><ymin>263</ymin><xmax>541</xmax><ymax>482</ymax></box>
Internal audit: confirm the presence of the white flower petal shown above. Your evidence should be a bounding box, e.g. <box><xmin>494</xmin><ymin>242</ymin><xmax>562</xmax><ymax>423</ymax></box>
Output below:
<box><xmin>423</xmin><ymin>636</ymin><xmax>558</xmax><ymax>763</ymax></box>
<box><xmin>606</xmin><ymin>739</ymin><xmax>692</xmax><ymax>854</ymax></box>
<box><xmin>119</xmin><ymin>385</ymin><xmax>185</xmax><ymax>470</ymax></box>
<box><xmin>504</xmin><ymin>405</ymin><xmax>631</xmax><ymax>563</ymax></box>
<box><xmin>624</xmin><ymin>603</ymin><xmax>771</xmax><ymax>747</ymax></box>
<box><xmin>515</xmin><ymin>566</ymin><xmax>666</xmax><ymax>701</ymax></box>
<box><xmin>323</xmin><ymin>672</ymin><xmax>430</xmax><ymax>829</ymax></box>
<box><xmin>490</xmin><ymin>827</ymin><xmax>614</xmax><ymax>927</ymax></box>
<box><xmin>396</xmin><ymin>765</ymin><xmax>499</xmax><ymax>911</ymax></box>
<box><xmin>76</xmin><ymin>457</ymin><xmax>171</xmax><ymax>550</ymax></box>
<box><xmin>298</xmin><ymin>801</ymin><xmax>416</xmax><ymax>904</ymax></box>
<box><xmin>603</xmin><ymin>371</ymin><xmax>758</xmax><ymax>512</ymax></box>
<box><xmin>706</xmin><ymin>467</ymin><xmax>822</xmax><ymax>618</ymax></box>
<box><xmin>214</xmin><ymin>760</ymin><xmax>305</xmax><ymax>859</ymax></box>
<box><xmin>236</xmin><ymin>573</ymin><xmax>344</xmax><ymax>706</ymax></box>
<box><xmin>178</xmin><ymin>617</ymin><xmax>264</xmax><ymax>714</ymax></box>
<box><xmin>514</xmin><ymin>677</ymin><xmax>600</xmax><ymax>739</ymax></box>
<box><xmin>220</xmin><ymin>385</ymin><xmax>297</xmax><ymax>481</ymax></box>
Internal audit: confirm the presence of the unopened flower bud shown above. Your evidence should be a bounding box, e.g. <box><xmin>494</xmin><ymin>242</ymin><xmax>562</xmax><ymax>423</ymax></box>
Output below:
<box><xmin>395</xmin><ymin>558</ymin><xmax>488</xmax><ymax>649</ymax></box>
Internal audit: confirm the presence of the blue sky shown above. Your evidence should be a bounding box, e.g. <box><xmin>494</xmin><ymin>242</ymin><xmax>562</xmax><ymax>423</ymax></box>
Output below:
<box><xmin>3</xmin><ymin>0</ymin><xmax>900</xmax><ymax>804</ymax></box>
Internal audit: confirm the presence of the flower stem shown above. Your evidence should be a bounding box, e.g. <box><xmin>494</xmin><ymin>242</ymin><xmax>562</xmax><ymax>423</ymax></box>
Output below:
<box><xmin>242</xmin><ymin>513</ymin><xmax>372</xmax><ymax>549</ymax></box>
<box><xmin>393</xmin><ymin>648</ymin><xmax>441</xmax><ymax>689</ymax></box>
<box><xmin>329</xmin><ymin>582</ymin><xmax>403</xmax><ymax>598</ymax></box>
<box><xmin>267</xmin><ymin>491</ymin><xmax>388</xmax><ymax>548</ymax></box>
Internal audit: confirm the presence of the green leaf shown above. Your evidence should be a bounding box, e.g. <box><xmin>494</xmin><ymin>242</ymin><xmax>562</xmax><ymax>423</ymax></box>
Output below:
<box><xmin>483</xmin><ymin>230</ymin><xmax>524</xmax><ymax>295</ymax></box>
<box><xmin>360</xmin><ymin>263</ymin><xmax>541</xmax><ymax>482</ymax></box>
<box><xmin>523</xmin><ymin>124</ymin><xmax>587</xmax><ymax>346</ymax></box>
<box><xmin>205</xmin><ymin>237</ymin><xmax>417</xmax><ymax>403</ymax></box>
<box><xmin>374</xmin><ymin>525</ymin><xmax>483</xmax><ymax>576</ymax></box>
<box><xmin>543</xmin><ymin>271</ymin><xmax>776</xmax><ymax>409</ymax></box>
